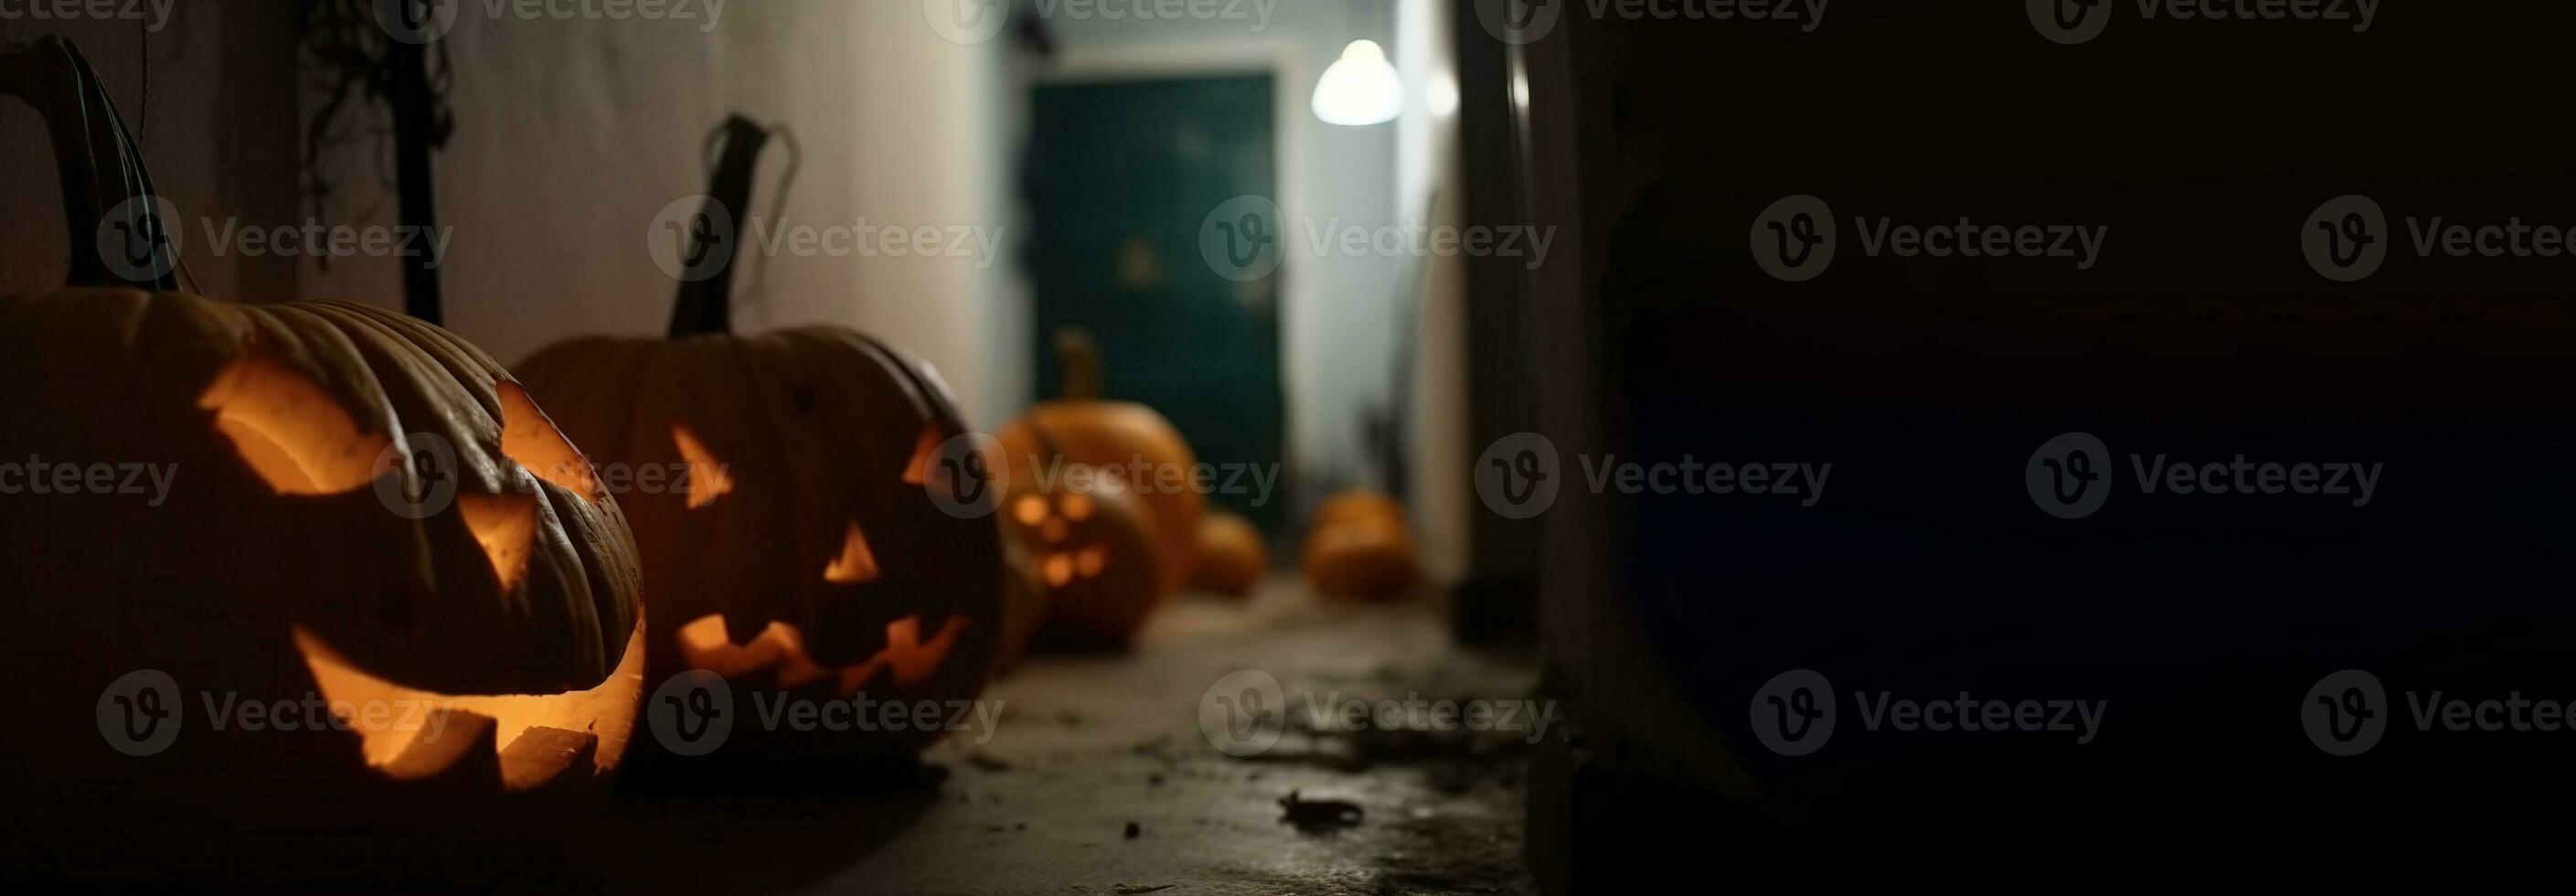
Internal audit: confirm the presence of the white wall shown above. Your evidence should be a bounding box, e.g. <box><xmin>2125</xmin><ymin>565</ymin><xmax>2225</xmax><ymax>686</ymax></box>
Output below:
<box><xmin>300</xmin><ymin>2</ymin><xmax>1017</xmax><ymax>424</ymax></box>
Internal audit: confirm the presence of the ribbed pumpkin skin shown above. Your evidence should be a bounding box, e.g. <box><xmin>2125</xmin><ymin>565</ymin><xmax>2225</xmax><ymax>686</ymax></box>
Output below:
<box><xmin>516</xmin><ymin>328</ymin><xmax>1002</xmax><ymax>762</ymax></box>
<box><xmin>0</xmin><ymin>289</ymin><xmax>645</xmax><ymax>869</ymax></box>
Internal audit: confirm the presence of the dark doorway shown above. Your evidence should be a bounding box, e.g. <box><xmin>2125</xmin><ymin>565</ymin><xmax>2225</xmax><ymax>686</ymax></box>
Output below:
<box><xmin>1024</xmin><ymin>73</ymin><xmax>1286</xmax><ymax>533</ymax></box>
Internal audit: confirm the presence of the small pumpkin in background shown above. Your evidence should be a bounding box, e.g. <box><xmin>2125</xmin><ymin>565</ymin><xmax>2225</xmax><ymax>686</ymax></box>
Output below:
<box><xmin>996</xmin><ymin>328</ymin><xmax>1203</xmax><ymax>598</ymax></box>
<box><xmin>515</xmin><ymin>115</ymin><xmax>1000</xmax><ymax>765</ymax></box>
<box><xmin>1187</xmin><ymin>511</ymin><xmax>1270</xmax><ymax>598</ymax></box>
<box><xmin>1302</xmin><ymin>490</ymin><xmax>1421</xmax><ymax>602</ymax></box>
<box><xmin>996</xmin><ymin>442</ymin><xmax>1167</xmax><ymax>647</ymax></box>
<box><xmin>0</xmin><ymin>37</ymin><xmax>643</xmax><ymax>871</ymax></box>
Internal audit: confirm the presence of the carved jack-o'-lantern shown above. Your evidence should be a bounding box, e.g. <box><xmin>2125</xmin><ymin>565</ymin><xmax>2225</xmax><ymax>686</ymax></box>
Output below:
<box><xmin>515</xmin><ymin>116</ymin><xmax>1000</xmax><ymax>763</ymax></box>
<box><xmin>997</xmin><ymin>468</ymin><xmax>1165</xmax><ymax>647</ymax></box>
<box><xmin>0</xmin><ymin>37</ymin><xmax>644</xmax><ymax>871</ymax></box>
<box><xmin>997</xmin><ymin>328</ymin><xmax>1204</xmax><ymax>598</ymax></box>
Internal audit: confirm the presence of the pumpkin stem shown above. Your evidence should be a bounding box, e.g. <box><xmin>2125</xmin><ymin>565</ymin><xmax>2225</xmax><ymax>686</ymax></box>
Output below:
<box><xmin>1053</xmin><ymin>326</ymin><xmax>1103</xmax><ymax>400</ymax></box>
<box><xmin>0</xmin><ymin>37</ymin><xmax>180</xmax><ymax>292</ymax></box>
<box><xmin>668</xmin><ymin>114</ymin><xmax>773</xmax><ymax>338</ymax></box>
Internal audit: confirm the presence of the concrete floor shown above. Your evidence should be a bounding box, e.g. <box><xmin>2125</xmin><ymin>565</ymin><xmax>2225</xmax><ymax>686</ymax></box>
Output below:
<box><xmin>591</xmin><ymin>581</ymin><xmax>1542</xmax><ymax>896</ymax></box>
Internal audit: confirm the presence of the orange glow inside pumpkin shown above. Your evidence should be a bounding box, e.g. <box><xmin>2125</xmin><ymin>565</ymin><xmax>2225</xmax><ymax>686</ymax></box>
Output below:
<box><xmin>498</xmin><ymin>381</ymin><xmax>601</xmax><ymax>502</ymax></box>
<box><xmin>670</xmin><ymin>424</ymin><xmax>734</xmax><ymax>509</ymax></box>
<box><xmin>456</xmin><ymin>493</ymin><xmax>538</xmax><ymax>592</ymax></box>
<box><xmin>292</xmin><ymin>619</ymin><xmax>646</xmax><ymax>786</ymax></box>
<box><xmin>824</xmin><ymin>521</ymin><xmax>882</xmax><ymax>584</ymax></box>
<box><xmin>197</xmin><ymin>355</ymin><xmax>390</xmax><ymax>495</ymax></box>
<box><xmin>676</xmin><ymin>613</ymin><xmax>970</xmax><ymax>697</ymax></box>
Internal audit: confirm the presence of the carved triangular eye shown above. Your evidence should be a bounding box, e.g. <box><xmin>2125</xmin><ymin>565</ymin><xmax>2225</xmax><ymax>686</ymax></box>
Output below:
<box><xmin>671</xmin><ymin>424</ymin><xmax>734</xmax><ymax>509</ymax></box>
<box><xmin>498</xmin><ymin>381</ymin><xmax>600</xmax><ymax>503</ymax></box>
<box><xmin>457</xmin><ymin>493</ymin><xmax>537</xmax><ymax>592</ymax></box>
<box><xmin>198</xmin><ymin>355</ymin><xmax>389</xmax><ymax>495</ymax></box>
<box><xmin>825</xmin><ymin>521</ymin><xmax>880</xmax><ymax>584</ymax></box>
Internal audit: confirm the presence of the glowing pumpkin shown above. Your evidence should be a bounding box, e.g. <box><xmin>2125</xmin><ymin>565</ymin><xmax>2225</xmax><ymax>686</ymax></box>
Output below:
<box><xmin>514</xmin><ymin>115</ymin><xmax>1000</xmax><ymax>763</ymax></box>
<box><xmin>996</xmin><ymin>328</ymin><xmax>1203</xmax><ymax>597</ymax></box>
<box><xmin>0</xmin><ymin>35</ymin><xmax>642</xmax><ymax>873</ymax></box>
<box><xmin>998</xmin><ymin>467</ymin><xmax>1166</xmax><ymax>648</ymax></box>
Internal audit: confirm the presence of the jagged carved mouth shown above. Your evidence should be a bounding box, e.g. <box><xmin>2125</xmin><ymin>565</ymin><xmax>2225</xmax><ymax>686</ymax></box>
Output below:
<box><xmin>675</xmin><ymin>613</ymin><xmax>970</xmax><ymax>697</ymax></box>
<box><xmin>292</xmin><ymin>618</ymin><xmax>646</xmax><ymax>791</ymax></box>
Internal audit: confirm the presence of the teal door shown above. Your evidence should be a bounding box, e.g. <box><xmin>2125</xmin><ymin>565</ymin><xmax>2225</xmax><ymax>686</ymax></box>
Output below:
<box><xmin>1025</xmin><ymin>74</ymin><xmax>1285</xmax><ymax>533</ymax></box>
